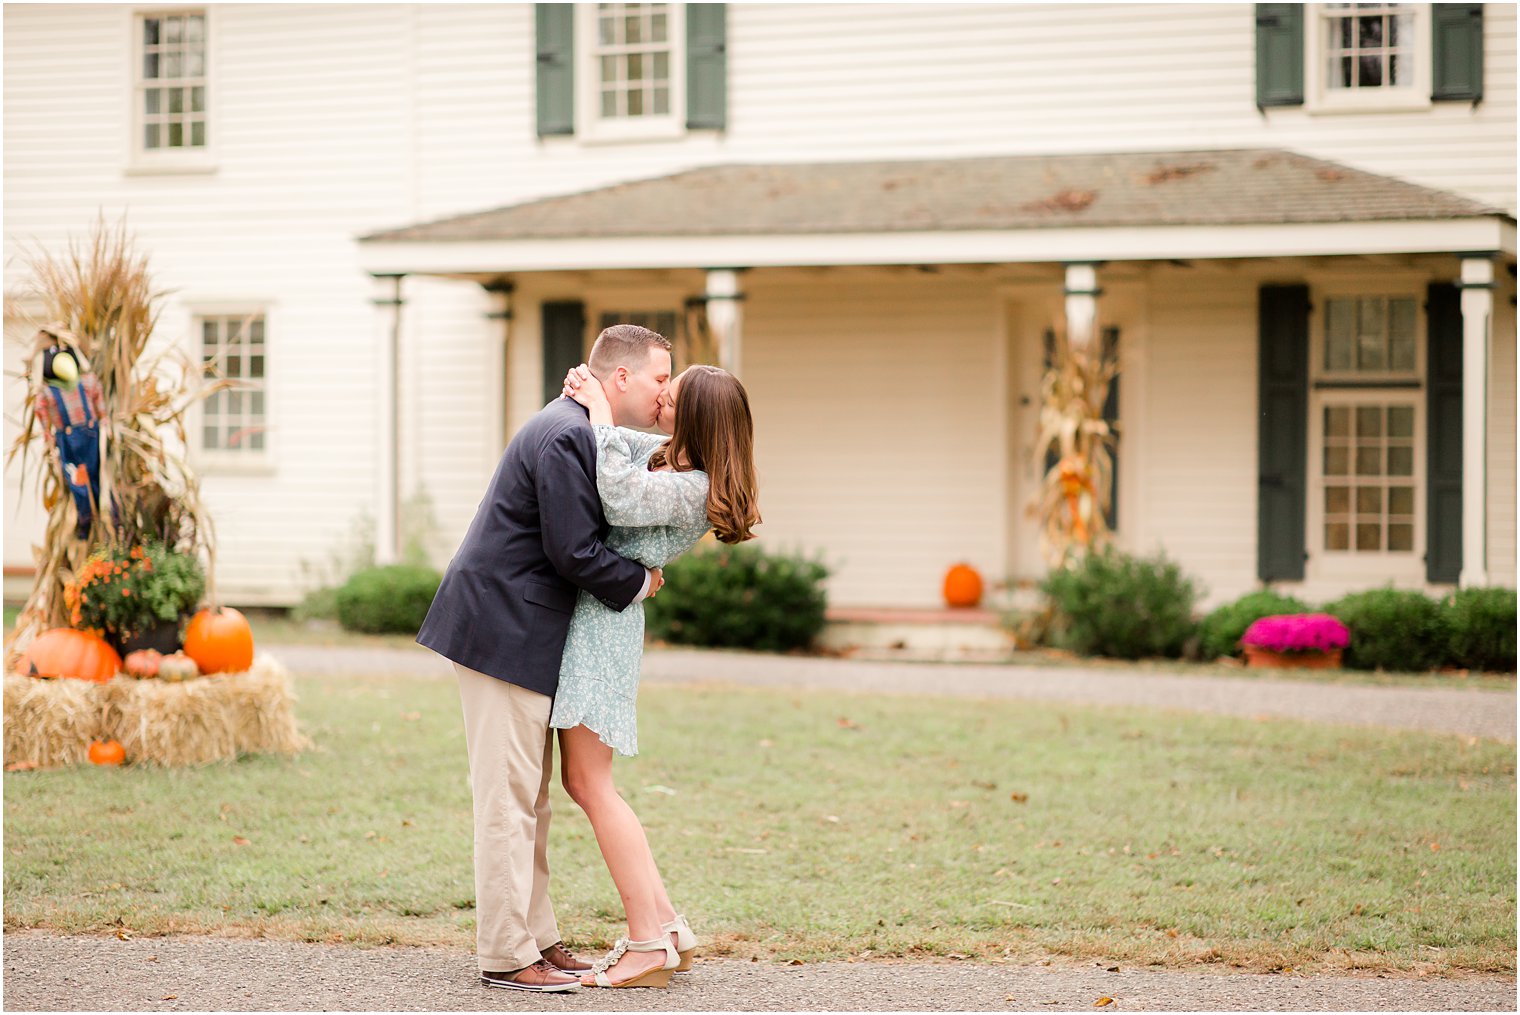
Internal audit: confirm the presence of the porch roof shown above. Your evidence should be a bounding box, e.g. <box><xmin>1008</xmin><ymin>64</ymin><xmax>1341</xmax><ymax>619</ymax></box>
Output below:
<box><xmin>356</xmin><ymin>148</ymin><xmax>1516</xmax><ymax>274</ymax></box>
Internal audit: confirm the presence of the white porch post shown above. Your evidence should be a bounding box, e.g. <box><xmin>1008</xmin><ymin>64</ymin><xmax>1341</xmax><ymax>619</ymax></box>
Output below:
<box><xmin>705</xmin><ymin>268</ymin><xmax>745</xmax><ymax>375</ymax></box>
<box><xmin>482</xmin><ymin>280</ymin><xmax>514</xmax><ymax>452</ymax></box>
<box><xmin>1459</xmin><ymin>256</ymin><xmax>1493</xmax><ymax>587</ymax></box>
<box><xmin>1063</xmin><ymin>262</ymin><xmax>1100</xmax><ymax>351</ymax></box>
<box><xmin>371</xmin><ymin>273</ymin><xmax>405</xmax><ymax>566</ymax></box>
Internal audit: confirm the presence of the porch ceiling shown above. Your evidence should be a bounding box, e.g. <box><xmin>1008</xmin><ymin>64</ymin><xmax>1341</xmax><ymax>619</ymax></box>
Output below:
<box><xmin>357</xmin><ymin>148</ymin><xmax>1516</xmax><ymax>275</ymax></box>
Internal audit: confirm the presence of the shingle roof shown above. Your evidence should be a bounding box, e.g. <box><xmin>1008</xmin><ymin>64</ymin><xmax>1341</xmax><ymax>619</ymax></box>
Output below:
<box><xmin>360</xmin><ymin>149</ymin><xmax>1505</xmax><ymax>243</ymax></box>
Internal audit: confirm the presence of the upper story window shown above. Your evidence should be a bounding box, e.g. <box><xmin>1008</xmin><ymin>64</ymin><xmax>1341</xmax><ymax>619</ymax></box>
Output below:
<box><xmin>133</xmin><ymin>10</ymin><xmax>213</xmax><ymax>170</ymax></box>
<box><xmin>1322</xmin><ymin>296</ymin><xmax>1418</xmax><ymax>378</ymax></box>
<box><xmin>198</xmin><ymin>312</ymin><xmax>268</xmax><ymax>460</ymax></box>
<box><xmin>536</xmin><ymin>3</ymin><xmax>726</xmax><ymax>143</ymax></box>
<box><xmin>1322</xmin><ymin>4</ymin><xmax>1415</xmax><ymax>92</ymax></box>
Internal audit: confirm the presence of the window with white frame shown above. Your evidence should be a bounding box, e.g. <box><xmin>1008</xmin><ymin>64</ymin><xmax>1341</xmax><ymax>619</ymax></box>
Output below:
<box><xmin>136</xmin><ymin>11</ymin><xmax>208</xmax><ymax>154</ymax></box>
<box><xmin>198</xmin><ymin>313</ymin><xmax>266</xmax><ymax>455</ymax></box>
<box><xmin>1311</xmin><ymin>294</ymin><xmax>1422</xmax><ymax>562</ymax></box>
<box><xmin>576</xmin><ymin>4</ymin><xmax>685</xmax><ymax>140</ymax></box>
<box><xmin>1307</xmin><ymin>3</ymin><xmax>1431</xmax><ymax>110</ymax></box>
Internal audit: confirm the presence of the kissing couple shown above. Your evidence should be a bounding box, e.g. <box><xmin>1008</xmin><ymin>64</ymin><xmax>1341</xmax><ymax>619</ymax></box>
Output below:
<box><xmin>418</xmin><ymin>323</ymin><xmax>761</xmax><ymax>991</ymax></box>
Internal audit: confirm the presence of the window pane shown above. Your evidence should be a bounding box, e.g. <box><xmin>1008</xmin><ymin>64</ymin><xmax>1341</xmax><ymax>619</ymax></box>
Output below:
<box><xmin>1358</xmin><ymin>54</ymin><xmax>1383</xmax><ymax>87</ymax></box>
<box><xmin>165</xmin><ymin>52</ymin><xmax>182</xmax><ymax>79</ymax></box>
<box><xmin>627</xmin><ymin>87</ymin><xmax>643</xmax><ymax>115</ymax></box>
<box><xmin>601</xmin><ymin>89</ymin><xmax>617</xmax><ymax>117</ymax></box>
<box><xmin>202</xmin><ymin>319</ymin><xmax>218</xmax><ymax>348</ymax></box>
<box><xmin>1326</xmin><ymin>299</ymin><xmax>1354</xmax><ymax>370</ymax></box>
<box><xmin>250</xmin><ymin>390</ymin><xmax>265</xmax><ymax>416</ymax></box>
<box><xmin>599</xmin><ymin>14</ymin><xmax>616</xmax><ymax>45</ymax></box>
<box><xmin>166</xmin><ymin>16</ymin><xmax>182</xmax><ymax>43</ymax></box>
<box><xmin>228</xmin><ymin>391</ymin><xmax>242</xmax><ymax>415</ymax></box>
<box><xmin>1356</xmin><ymin>523</ymin><xmax>1381</xmax><ymax>551</ymax></box>
<box><xmin>1326</xmin><ymin>522</ymin><xmax>1350</xmax><ymax>550</ymax></box>
<box><xmin>627</xmin><ymin>53</ymin><xmax>644</xmax><ymax>80</ymax></box>
<box><xmin>1387</xmin><ymin>406</ymin><xmax>1414</xmax><ymax>438</ymax></box>
<box><xmin>1357</xmin><ymin>298</ymin><xmax>1386</xmax><ymax>370</ymax></box>
<box><xmin>250</xmin><ymin>318</ymin><xmax>264</xmax><ymax>343</ymax></box>
<box><xmin>1356</xmin><ymin>487</ymin><xmax>1382</xmax><ymax>515</ymax></box>
<box><xmin>1326</xmin><ymin>486</ymin><xmax>1350</xmax><ymax>514</ymax></box>
<box><xmin>1356</xmin><ymin>446</ymin><xmax>1381</xmax><ymax>475</ymax></box>
<box><xmin>1389</xmin><ymin>486</ymin><xmax>1415</xmax><ymax>516</ymax></box>
<box><xmin>1326</xmin><ymin>406</ymin><xmax>1351</xmax><ymax>438</ymax></box>
<box><xmin>248</xmin><ymin>431</ymin><xmax>265</xmax><ymax>451</ymax></box>
<box><xmin>227</xmin><ymin>351</ymin><xmax>241</xmax><ymax>377</ymax></box>
<box><xmin>145</xmin><ymin>89</ymin><xmax>161</xmax><ymax>114</ymax></box>
<box><xmin>1387</xmin><ymin>445</ymin><xmax>1414</xmax><ymax>476</ymax></box>
<box><xmin>1389</xmin><ymin>298</ymin><xmax>1416</xmax><ymax>369</ymax></box>
<box><xmin>203</xmin><ymin>424</ymin><xmax>220</xmax><ymax>450</ymax></box>
<box><xmin>1388</xmin><ymin>52</ymin><xmax>1404</xmax><ymax>85</ymax></box>
<box><xmin>190</xmin><ymin>120</ymin><xmax>205</xmax><ymax>147</ymax></box>
<box><xmin>145</xmin><ymin>124</ymin><xmax>161</xmax><ymax>149</ymax></box>
<box><xmin>1358</xmin><ymin>14</ymin><xmax>1382</xmax><ymax>47</ymax></box>
<box><xmin>1336</xmin><ymin>16</ymin><xmax>1353</xmax><ymax>48</ymax></box>
<box><xmin>653</xmin><ymin>87</ymin><xmax>669</xmax><ymax>115</ymax></box>
<box><xmin>169</xmin><ymin>88</ymin><xmax>183</xmax><ymax>114</ymax></box>
<box><xmin>600</xmin><ymin>55</ymin><xmax>617</xmax><ymax>83</ymax></box>
<box><xmin>249</xmin><ymin>354</ymin><xmax>264</xmax><ymax>379</ymax></box>
<box><xmin>186</xmin><ymin>15</ymin><xmax>204</xmax><ymax>43</ymax></box>
<box><xmin>188</xmin><ymin>51</ymin><xmax>205</xmax><ymax>77</ymax></box>
<box><xmin>1356</xmin><ymin>406</ymin><xmax>1382</xmax><ymax>437</ymax></box>
<box><xmin>144</xmin><ymin>53</ymin><xmax>160</xmax><ymax>79</ymax></box>
<box><xmin>1389</xmin><ymin>13</ymin><xmax>1408</xmax><ymax>45</ymax></box>
<box><xmin>1334</xmin><ymin>55</ymin><xmax>1354</xmax><ymax>88</ymax></box>
<box><xmin>144</xmin><ymin>18</ymin><xmax>160</xmax><ymax>45</ymax></box>
<box><xmin>625</xmin><ymin>13</ymin><xmax>642</xmax><ymax>43</ymax></box>
<box><xmin>652</xmin><ymin>11</ymin><xmax>666</xmax><ymax>41</ymax></box>
<box><xmin>1325</xmin><ymin>445</ymin><xmax>1350</xmax><ymax>475</ymax></box>
<box><xmin>168</xmin><ymin>122</ymin><xmax>183</xmax><ymax>147</ymax></box>
<box><xmin>1387</xmin><ymin>523</ymin><xmax>1413</xmax><ymax>551</ymax></box>
<box><xmin>653</xmin><ymin>51</ymin><xmax>668</xmax><ymax>80</ymax></box>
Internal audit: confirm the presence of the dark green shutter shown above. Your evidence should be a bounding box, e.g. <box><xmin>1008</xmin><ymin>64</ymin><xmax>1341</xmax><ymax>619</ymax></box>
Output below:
<box><xmin>1433</xmin><ymin>3</ymin><xmax>1484</xmax><ymax>102</ymax></box>
<box><xmin>686</xmin><ymin>4</ymin><xmax>727</xmax><ymax>130</ymax></box>
<box><xmin>1258</xmin><ymin>284</ymin><xmax>1309</xmax><ymax>582</ymax></box>
<box><xmin>542</xmin><ymin>301</ymin><xmax>586</xmax><ymax>406</ymax></box>
<box><xmin>1042</xmin><ymin>328</ymin><xmax>1120</xmax><ymax>531</ymax></box>
<box><xmin>1426</xmin><ymin>282</ymin><xmax>1463</xmax><ymax>583</ymax></box>
<box><xmin>535</xmin><ymin>4</ymin><xmax>574</xmax><ymax>137</ymax></box>
<box><xmin>1255</xmin><ymin>4</ymin><xmax>1304</xmax><ymax>108</ymax></box>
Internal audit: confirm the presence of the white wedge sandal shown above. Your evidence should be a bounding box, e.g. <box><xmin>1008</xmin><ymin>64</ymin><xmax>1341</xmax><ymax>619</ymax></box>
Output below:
<box><xmin>583</xmin><ymin>934</ymin><xmax>680</xmax><ymax>988</ymax></box>
<box><xmin>662</xmin><ymin>914</ymin><xmax>698</xmax><ymax>972</ymax></box>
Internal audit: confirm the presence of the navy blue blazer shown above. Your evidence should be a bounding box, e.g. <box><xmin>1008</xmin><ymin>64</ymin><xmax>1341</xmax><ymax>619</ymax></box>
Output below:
<box><xmin>417</xmin><ymin>398</ymin><xmax>648</xmax><ymax>696</ymax></box>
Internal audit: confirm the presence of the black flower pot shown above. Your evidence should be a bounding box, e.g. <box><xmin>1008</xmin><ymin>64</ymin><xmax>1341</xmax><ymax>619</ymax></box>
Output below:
<box><xmin>114</xmin><ymin>617</ymin><xmax>184</xmax><ymax>656</ymax></box>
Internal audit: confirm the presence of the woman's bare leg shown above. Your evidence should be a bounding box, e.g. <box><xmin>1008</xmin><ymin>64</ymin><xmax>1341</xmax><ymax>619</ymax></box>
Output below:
<box><xmin>560</xmin><ymin>725</ymin><xmax>676</xmax><ymax>981</ymax></box>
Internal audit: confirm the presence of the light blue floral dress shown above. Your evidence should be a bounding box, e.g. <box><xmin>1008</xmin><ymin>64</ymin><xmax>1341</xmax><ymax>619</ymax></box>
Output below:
<box><xmin>549</xmin><ymin>424</ymin><xmax>711</xmax><ymax>755</ymax></box>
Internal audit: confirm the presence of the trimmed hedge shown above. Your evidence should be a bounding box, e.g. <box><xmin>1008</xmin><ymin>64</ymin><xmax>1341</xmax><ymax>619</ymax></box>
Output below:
<box><xmin>1197</xmin><ymin>589</ymin><xmax>1311</xmax><ymax>661</ymax></box>
<box><xmin>645</xmin><ymin>544</ymin><xmax>828</xmax><ymax>652</ymax></box>
<box><xmin>336</xmin><ymin>564</ymin><xmax>443</xmax><ymax>634</ymax></box>
<box><xmin>1324</xmin><ymin>588</ymin><xmax>1448</xmax><ymax>673</ymax></box>
<box><xmin>1041</xmin><ymin>550</ymin><xmax>1199</xmax><ymax>660</ymax></box>
<box><xmin>1444</xmin><ymin>587</ymin><xmax>1518</xmax><ymax>672</ymax></box>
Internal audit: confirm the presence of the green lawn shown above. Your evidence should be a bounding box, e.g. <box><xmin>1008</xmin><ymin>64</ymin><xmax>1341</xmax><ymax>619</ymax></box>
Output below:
<box><xmin>4</xmin><ymin>670</ymin><xmax>1513</xmax><ymax>975</ymax></box>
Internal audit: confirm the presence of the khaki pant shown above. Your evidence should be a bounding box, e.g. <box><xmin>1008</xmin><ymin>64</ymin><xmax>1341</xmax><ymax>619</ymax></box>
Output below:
<box><xmin>455</xmin><ymin>662</ymin><xmax>559</xmax><ymax>973</ymax></box>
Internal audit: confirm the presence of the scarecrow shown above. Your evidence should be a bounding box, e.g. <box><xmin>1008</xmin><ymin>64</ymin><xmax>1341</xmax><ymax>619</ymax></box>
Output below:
<box><xmin>31</xmin><ymin>325</ymin><xmax>109</xmax><ymax>539</ymax></box>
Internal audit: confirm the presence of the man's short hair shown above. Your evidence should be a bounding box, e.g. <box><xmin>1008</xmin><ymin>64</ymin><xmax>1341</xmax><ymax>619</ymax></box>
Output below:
<box><xmin>588</xmin><ymin>324</ymin><xmax>672</xmax><ymax>375</ymax></box>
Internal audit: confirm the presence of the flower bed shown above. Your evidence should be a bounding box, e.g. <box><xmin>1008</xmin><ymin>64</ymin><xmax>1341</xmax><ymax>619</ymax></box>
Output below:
<box><xmin>3</xmin><ymin>653</ymin><xmax>308</xmax><ymax>769</ymax></box>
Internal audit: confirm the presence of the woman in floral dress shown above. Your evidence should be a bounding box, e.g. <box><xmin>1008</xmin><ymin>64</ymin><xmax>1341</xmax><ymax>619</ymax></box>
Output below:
<box><xmin>550</xmin><ymin>362</ymin><xmax>760</xmax><ymax>989</ymax></box>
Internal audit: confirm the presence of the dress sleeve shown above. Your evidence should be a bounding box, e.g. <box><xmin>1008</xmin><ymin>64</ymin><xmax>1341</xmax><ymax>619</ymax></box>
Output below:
<box><xmin>594</xmin><ymin>424</ymin><xmax>709</xmax><ymax>530</ymax></box>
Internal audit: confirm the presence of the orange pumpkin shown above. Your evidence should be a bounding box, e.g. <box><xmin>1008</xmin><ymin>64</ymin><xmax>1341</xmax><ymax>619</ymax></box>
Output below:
<box><xmin>183</xmin><ymin>607</ymin><xmax>254</xmax><ymax>675</ymax></box>
<box><xmin>942</xmin><ymin>563</ymin><xmax>984</xmax><ymax>609</ymax></box>
<box><xmin>17</xmin><ymin>628</ymin><xmax>122</xmax><ymax>684</ymax></box>
<box><xmin>124</xmin><ymin>649</ymin><xmax>162</xmax><ymax>679</ymax></box>
<box><xmin>88</xmin><ymin>740</ymin><xmax>126</xmax><ymax>766</ymax></box>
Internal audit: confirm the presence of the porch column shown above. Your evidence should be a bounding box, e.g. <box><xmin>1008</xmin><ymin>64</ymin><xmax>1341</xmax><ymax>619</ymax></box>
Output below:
<box><xmin>1459</xmin><ymin>256</ymin><xmax>1493</xmax><ymax>587</ymax></box>
<box><xmin>705</xmin><ymin>268</ymin><xmax>745</xmax><ymax>375</ymax></box>
<box><xmin>1063</xmin><ymin>262</ymin><xmax>1100</xmax><ymax>350</ymax></box>
<box><xmin>371</xmin><ymin>273</ymin><xmax>405</xmax><ymax>566</ymax></box>
<box><xmin>482</xmin><ymin>279</ymin><xmax>514</xmax><ymax>450</ymax></box>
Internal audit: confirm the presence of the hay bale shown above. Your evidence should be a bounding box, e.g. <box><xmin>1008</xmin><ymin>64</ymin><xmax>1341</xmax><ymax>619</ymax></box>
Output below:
<box><xmin>3</xmin><ymin>672</ymin><xmax>107</xmax><ymax>768</ymax></box>
<box><xmin>7</xmin><ymin>651</ymin><xmax>309</xmax><ymax>768</ymax></box>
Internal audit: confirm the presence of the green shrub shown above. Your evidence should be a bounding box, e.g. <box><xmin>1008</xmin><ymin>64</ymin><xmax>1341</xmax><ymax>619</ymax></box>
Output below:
<box><xmin>1196</xmin><ymin>589</ymin><xmax>1312</xmax><ymax>661</ymax></box>
<box><xmin>1324</xmin><ymin>588</ymin><xmax>1446</xmax><ymax>672</ymax></box>
<box><xmin>1443</xmin><ymin>587</ymin><xmax>1517</xmax><ymax>673</ymax></box>
<box><xmin>1040</xmin><ymin>550</ymin><xmax>1200</xmax><ymax>660</ymax></box>
<box><xmin>292</xmin><ymin>586</ymin><xmax>340</xmax><ymax>622</ymax></box>
<box><xmin>335</xmin><ymin>565</ymin><xmax>442</xmax><ymax>634</ymax></box>
<box><xmin>645</xmin><ymin>544</ymin><xmax>828</xmax><ymax>652</ymax></box>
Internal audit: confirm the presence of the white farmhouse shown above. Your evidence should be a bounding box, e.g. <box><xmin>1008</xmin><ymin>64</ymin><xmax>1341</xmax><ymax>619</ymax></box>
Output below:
<box><xmin>4</xmin><ymin>3</ymin><xmax>1515</xmax><ymax>613</ymax></box>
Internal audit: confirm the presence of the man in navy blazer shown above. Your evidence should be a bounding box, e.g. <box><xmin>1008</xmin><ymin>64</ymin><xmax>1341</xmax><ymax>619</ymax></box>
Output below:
<box><xmin>419</xmin><ymin>324</ymin><xmax>672</xmax><ymax>992</ymax></box>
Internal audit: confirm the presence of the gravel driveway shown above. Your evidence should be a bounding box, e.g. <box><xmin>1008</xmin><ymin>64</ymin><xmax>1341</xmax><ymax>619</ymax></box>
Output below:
<box><xmin>5</xmin><ymin>932</ymin><xmax>1515</xmax><ymax>1012</ymax></box>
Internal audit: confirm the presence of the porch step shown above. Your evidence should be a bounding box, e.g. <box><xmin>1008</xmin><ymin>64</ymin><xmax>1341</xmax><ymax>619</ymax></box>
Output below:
<box><xmin>820</xmin><ymin>606</ymin><xmax>1015</xmax><ymax>662</ymax></box>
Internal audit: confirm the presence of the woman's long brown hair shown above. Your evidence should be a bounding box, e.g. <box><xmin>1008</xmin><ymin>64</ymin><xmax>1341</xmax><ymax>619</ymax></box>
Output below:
<box><xmin>649</xmin><ymin>365</ymin><xmax>761</xmax><ymax>543</ymax></box>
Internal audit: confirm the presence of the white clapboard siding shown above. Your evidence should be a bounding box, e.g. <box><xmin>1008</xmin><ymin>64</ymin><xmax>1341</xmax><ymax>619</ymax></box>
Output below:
<box><xmin>739</xmin><ymin>271</ymin><xmax>1005</xmax><ymax>608</ymax></box>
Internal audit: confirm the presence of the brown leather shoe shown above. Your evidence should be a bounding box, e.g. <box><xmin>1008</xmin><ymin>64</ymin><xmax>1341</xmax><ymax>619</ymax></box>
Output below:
<box><xmin>542</xmin><ymin>942</ymin><xmax>594</xmax><ymax>973</ymax></box>
<box><xmin>481</xmin><ymin>960</ymin><xmax>580</xmax><ymax>992</ymax></box>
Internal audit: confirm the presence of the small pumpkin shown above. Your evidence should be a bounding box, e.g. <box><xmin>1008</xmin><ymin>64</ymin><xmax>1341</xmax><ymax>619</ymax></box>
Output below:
<box><xmin>183</xmin><ymin>607</ymin><xmax>254</xmax><ymax>675</ymax></box>
<box><xmin>88</xmin><ymin>740</ymin><xmax>126</xmax><ymax>766</ymax></box>
<box><xmin>158</xmin><ymin>652</ymin><xmax>200</xmax><ymax>683</ymax></box>
<box><xmin>942</xmin><ymin>563</ymin><xmax>984</xmax><ymax>609</ymax></box>
<box><xmin>17</xmin><ymin>628</ymin><xmax>122</xmax><ymax>684</ymax></box>
<box><xmin>123</xmin><ymin>648</ymin><xmax>163</xmax><ymax>679</ymax></box>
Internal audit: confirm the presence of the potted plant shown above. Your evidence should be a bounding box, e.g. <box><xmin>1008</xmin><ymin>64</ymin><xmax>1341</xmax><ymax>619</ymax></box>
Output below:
<box><xmin>64</xmin><ymin>542</ymin><xmax>207</xmax><ymax>656</ymax></box>
<box><xmin>1239</xmin><ymin>613</ymin><xmax>1350</xmax><ymax>670</ymax></box>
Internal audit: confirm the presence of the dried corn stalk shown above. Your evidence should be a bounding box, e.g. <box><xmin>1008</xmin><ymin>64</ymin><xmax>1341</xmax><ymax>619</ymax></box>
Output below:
<box><xmin>1032</xmin><ymin>325</ymin><xmax>1118</xmax><ymax>568</ymax></box>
